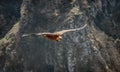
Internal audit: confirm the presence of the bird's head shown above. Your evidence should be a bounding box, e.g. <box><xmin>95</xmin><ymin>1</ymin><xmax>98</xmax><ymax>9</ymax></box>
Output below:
<box><xmin>56</xmin><ymin>36</ymin><xmax>63</xmax><ymax>41</ymax></box>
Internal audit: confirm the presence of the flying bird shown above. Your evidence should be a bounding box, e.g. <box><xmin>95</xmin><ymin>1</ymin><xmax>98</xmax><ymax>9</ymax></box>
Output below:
<box><xmin>22</xmin><ymin>24</ymin><xmax>87</xmax><ymax>41</ymax></box>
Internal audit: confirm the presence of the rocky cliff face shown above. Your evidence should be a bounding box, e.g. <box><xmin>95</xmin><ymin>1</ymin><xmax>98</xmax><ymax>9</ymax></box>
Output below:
<box><xmin>0</xmin><ymin>0</ymin><xmax>22</xmax><ymax>39</ymax></box>
<box><xmin>0</xmin><ymin>0</ymin><xmax>120</xmax><ymax>72</ymax></box>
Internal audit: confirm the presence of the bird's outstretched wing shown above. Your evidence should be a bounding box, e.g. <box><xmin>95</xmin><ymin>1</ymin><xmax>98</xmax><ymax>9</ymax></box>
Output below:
<box><xmin>22</xmin><ymin>24</ymin><xmax>87</xmax><ymax>37</ymax></box>
<box><xmin>22</xmin><ymin>32</ymin><xmax>51</xmax><ymax>37</ymax></box>
<box><xmin>54</xmin><ymin>24</ymin><xmax>87</xmax><ymax>35</ymax></box>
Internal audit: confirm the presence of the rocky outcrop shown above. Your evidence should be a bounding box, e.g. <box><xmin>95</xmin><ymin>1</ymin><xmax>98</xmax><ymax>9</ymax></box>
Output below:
<box><xmin>0</xmin><ymin>0</ymin><xmax>120</xmax><ymax>72</ymax></box>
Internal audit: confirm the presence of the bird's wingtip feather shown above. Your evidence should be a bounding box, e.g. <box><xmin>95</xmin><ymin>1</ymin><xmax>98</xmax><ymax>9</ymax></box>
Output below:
<box><xmin>22</xmin><ymin>34</ymin><xmax>28</xmax><ymax>37</ymax></box>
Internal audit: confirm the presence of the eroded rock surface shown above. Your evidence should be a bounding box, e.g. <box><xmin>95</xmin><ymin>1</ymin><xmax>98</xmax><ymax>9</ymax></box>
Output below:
<box><xmin>0</xmin><ymin>0</ymin><xmax>120</xmax><ymax>72</ymax></box>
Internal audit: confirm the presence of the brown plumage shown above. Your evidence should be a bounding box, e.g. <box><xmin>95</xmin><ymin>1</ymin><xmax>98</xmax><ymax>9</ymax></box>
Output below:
<box><xmin>22</xmin><ymin>24</ymin><xmax>87</xmax><ymax>41</ymax></box>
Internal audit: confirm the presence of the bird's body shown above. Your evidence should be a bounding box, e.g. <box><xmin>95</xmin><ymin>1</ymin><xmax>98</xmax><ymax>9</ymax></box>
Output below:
<box><xmin>22</xmin><ymin>24</ymin><xmax>87</xmax><ymax>41</ymax></box>
<box><xmin>43</xmin><ymin>34</ymin><xmax>62</xmax><ymax>41</ymax></box>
